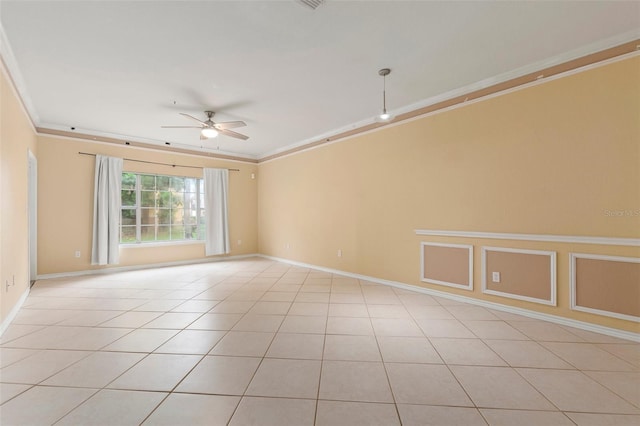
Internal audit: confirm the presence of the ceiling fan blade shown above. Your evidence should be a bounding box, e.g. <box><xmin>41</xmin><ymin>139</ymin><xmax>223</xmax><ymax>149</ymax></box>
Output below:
<box><xmin>214</xmin><ymin>121</ymin><xmax>246</xmax><ymax>130</ymax></box>
<box><xmin>219</xmin><ymin>128</ymin><xmax>249</xmax><ymax>140</ymax></box>
<box><xmin>161</xmin><ymin>125</ymin><xmax>202</xmax><ymax>128</ymax></box>
<box><xmin>179</xmin><ymin>113</ymin><xmax>208</xmax><ymax>126</ymax></box>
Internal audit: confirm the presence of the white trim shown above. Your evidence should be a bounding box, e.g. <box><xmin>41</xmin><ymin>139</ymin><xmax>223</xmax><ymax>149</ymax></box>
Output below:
<box><xmin>0</xmin><ymin>287</ymin><xmax>30</xmax><ymax>337</ymax></box>
<box><xmin>39</xmin><ymin>133</ymin><xmax>256</xmax><ymax>166</ymax></box>
<box><xmin>38</xmin><ymin>123</ymin><xmax>259</xmax><ymax>162</ymax></box>
<box><xmin>120</xmin><ymin>240</ymin><xmax>205</xmax><ymax>249</ymax></box>
<box><xmin>481</xmin><ymin>246</ymin><xmax>557</xmax><ymax>306</ymax></box>
<box><xmin>36</xmin><ymin>253</ymin><xmax>259</xmax><ymax>280</ymax></box>
<box><xmin>414</xmin><ymin>229</ymin><xmax>640</xmax><ymax>247</ymax></box>
<box><xmin>420</xmin><ymin>242</ymin><xmax>473</xmax><ymax>291</ymax></box>
<box><xmin>570</xmin><ymin>253</ymin><xmax>640</xmax><ymax>323</ymax></box>
<box><xmin>258</xmin><ymin>254</ymin><xmax>639</xmax><ymax>342</ymax></box>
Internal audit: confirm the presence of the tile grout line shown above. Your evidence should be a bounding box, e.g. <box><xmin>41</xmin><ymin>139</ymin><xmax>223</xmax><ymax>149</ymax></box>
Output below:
<box><xmin>312</xmin><ymin>272</ymin><xmax>331</xmax><ymax>426</ymax></box>
<box><xmin>365</xmin><ymin>283</ymin><xmax>404</xmax><ymax>425</ymax></box>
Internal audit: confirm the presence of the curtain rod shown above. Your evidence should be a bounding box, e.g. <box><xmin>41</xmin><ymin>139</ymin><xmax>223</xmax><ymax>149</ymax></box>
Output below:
<box><xmin>78</xmin><ymin>152</ymin><xmax>240</xmax><ymax>171</ymax></box>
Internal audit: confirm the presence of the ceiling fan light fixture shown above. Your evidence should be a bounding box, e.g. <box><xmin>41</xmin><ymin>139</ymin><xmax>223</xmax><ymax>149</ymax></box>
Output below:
<box><xmin>375</xmin><ymin>68</ymin><xmax>395</xmax><ymax>122</ymax></box>
<box><xmin>201</xmin><ymin>127</ymin><xmax>219</xmax><ymax>138</ymax></box>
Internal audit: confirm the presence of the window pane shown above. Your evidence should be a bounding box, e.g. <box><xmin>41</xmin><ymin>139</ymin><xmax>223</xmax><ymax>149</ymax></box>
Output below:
<box><xmin>171</xmin><ymin>225</ymin><xmax>185</xmax><ymax>240</ymax></box>
<box><xmin>171</xmin><ymin>193</ymin><xmax>184</xmax><ymax>208</ymax></box>
<box><xmin>122</xmin><ymin>173</ymin><xmax>137</xmax><ymax>190</ymax></box>
<box><xmin>121</xmin><ymin>209</ymin><xmax>136</xmax><ymax>225</ymax></box>
<box><xmin>171</xmin><ymin>177</ymin><xmax>185</xmax><ymax>192</ymax></box>
<box><xmin>157</xmin><ymin>176</ymin><xmax>170</xmax><ymax>190</ymax></box>
<box><xmin>141</xmin><ymin>175</ymin><xmax>155</xmax><ymax>190</ymax></box>
<box><xmin>170</xmin><ymin>208</ymin><xmax>184</xmax><ymax>225</ymax></box>
<box><xmin>156</xmin><ymin>225</ymin><xmax>170</xmax><ymax>241</ymax></box>
<box><xmin>184</xmin><ymin>222</ymin><xmax>198</xmax><ymax>239</ymax></box>
<box><xmin>185</xmin><ymin>178</ymin><xmax>196</xmax><ymax>192</ymax></box>
<box><xmin>141</xmin><ymin>191</ymin><xmax>156</xmax><ymax>207</ymax></box>
<box><xmin>141</xmin><ymin>208</ymin><xmax>156</xmax><ymax>225</ymax></box>
<box><xmin>121</xmin><ymin>189</ymin><xmax>136</xmax><ymax>207</ymax></box>
<box><xmin>141</xmin><ymin>226</ymin><xmax>156</xmax><ymax>241</ymax></box>
<box><xmin>120</xmin><ymin>226</ymin><xmax>137</xmax><ymax>243</ymax></box>
<box><xmin>198</xmin><ymin>224</ymin><xmax>206</xmax><ymax>240</ymax></box>
<box><xmin>157</xmin><ymin>209</ymin><xmax>171</xmax><ymax>224</ymax></box>
<box><xmin>157</xmin><ymin>191</ymin><xmax>171</xmax><ymax>208</ymax></box>
<box><xmin>184</xmin><ymin>192</ymin><xmax>197</xmax><ymax>211</ymax></box>
<box><xmin>184</xmin><ymin>209</ymin><xmax>196</xmax><ymax>227</ymax></box>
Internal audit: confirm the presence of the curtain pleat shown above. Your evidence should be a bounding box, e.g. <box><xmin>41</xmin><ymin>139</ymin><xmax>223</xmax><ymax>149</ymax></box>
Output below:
<box><xmin>91</xmin><ymin>155</ymin><xmax>123</xmax><ymax>265</ymax></box>
<box><xmin>203</xmin><ymin>168</ymin><xmax>230</xmax><ymax>256</ymax></box>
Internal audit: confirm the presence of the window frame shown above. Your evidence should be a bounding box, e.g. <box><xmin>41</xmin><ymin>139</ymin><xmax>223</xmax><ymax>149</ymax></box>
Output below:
<box><xmin>120</xmin><ymin>172</ymin><xmax>205</xmax><ymax>246</ymax></box>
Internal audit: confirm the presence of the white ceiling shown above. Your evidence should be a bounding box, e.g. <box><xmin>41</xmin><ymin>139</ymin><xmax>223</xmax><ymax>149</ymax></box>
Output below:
<box><xmin>1</xmin><ymin>1</ymin><xmax>638</xmax><ymax>160</ymax></box>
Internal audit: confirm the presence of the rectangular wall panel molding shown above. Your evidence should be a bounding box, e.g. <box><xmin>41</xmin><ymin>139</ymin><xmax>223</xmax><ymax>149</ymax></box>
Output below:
<box><xmin>570</xmin><ymin>253</ymin><xmax>640</xmax><ymax>322</ymax></box>
<box><xmin>481</xmin><ymin>247</ymin><xmax>557</xmax><ymax>306</ymax></box>
<box><xmin>420</xmin><ymin>242</ymin><xmax>473</xmax><ymax>290</ymax></box>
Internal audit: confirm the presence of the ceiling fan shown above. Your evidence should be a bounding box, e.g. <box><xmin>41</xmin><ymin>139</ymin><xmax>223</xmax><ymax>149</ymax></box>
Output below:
<box><xmin>162</xmin><ymin>111</ymin><xmax>249</xmax><ymax>140</ymax></box>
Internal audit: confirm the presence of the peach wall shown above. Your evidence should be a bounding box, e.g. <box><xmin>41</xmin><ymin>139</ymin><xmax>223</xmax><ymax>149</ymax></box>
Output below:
<box><xmin>37</xmin><ymin>136</ymin><xmax>258</xmax><ymax>275</ymax></box>
<box><xmin>0</xmin><ymin>67</ymin><xmax>38</xmax><ymax>326</ymax></box>
<box><xmin>257</xmin><ymin>56</ymin><xmax>640</xmax><ymax>332</ymax></box>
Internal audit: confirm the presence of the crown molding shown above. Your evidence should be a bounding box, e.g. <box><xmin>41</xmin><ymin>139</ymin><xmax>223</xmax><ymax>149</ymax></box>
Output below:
<box><xmin>259</xmin><ymin>34</ymin><xmax>640</xmax><ymax>163</ymax></box>
<box><xmin>0</xmin><ymin>22</ymin><xmax>39</xmax><ymax>130</ymax></box>
<box><xmin>37</xmin><ymin>127</ymin><xmax>259</xmax><ymax>164</ymax></box>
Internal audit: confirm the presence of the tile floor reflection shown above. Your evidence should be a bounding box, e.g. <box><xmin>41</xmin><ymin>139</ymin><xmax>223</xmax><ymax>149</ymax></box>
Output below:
<box><xmin>1</xmin><ymin>258</ymin><xmax>638</xmax><ymax>425</ymax></box>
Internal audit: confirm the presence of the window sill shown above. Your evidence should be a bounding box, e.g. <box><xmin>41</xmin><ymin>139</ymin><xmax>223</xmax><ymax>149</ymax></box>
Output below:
<box><xmin>120</xmin><ymin>240</ymin><xmax>205</xmax><ymax>248</ymax></box>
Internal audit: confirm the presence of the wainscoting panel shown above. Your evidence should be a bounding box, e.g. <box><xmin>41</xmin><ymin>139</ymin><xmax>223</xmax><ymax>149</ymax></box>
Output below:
<box><xmin>482</xmin><ymin>247</ymin><xmax>557</xmax><ymax>306</ymax></box>
<box><xmin>421</xmin><ymin>242</ymin><xmax>473</xmax><ymax>290</ymax></box>
<box><xmin>570</xmin><ymin>253</ymin><xmax>640</xmax><ymax>322</ymax></box>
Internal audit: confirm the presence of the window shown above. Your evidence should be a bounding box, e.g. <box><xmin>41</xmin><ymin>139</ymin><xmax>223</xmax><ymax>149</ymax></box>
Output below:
<box><xmin>120</xmin><ymin>172</ymin><xmax>205</xmax><ymax>244</ymax></box>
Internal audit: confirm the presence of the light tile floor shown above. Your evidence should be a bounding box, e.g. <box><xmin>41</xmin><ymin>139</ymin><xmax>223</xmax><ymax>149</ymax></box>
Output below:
<box><xmin>0</xmin><ymin>258</ymin><xmax>638</xmax><ymax>425</ymax></box>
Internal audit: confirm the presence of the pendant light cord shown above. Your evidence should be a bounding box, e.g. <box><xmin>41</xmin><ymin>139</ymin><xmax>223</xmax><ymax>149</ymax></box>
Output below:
<box><xmin>382</xmin><ymin>75</ymin><xmax>387</xmax><ymax>114</ymax></box>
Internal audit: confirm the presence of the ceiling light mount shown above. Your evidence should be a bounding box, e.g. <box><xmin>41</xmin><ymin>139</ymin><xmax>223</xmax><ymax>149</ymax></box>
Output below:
<box><xmin>298</xmin><ymin>0</ymin><xmax>324</xmax><ymax>10</ymax></box>
<box><xmin>376</xmin><ymin>68</ymin><xmax>394</xmax><ymax>122</ymax></box>
<box><xmin>202</xmin><ymin>111</ymin><xmax>219</xmax><ymax>138</ymax></box>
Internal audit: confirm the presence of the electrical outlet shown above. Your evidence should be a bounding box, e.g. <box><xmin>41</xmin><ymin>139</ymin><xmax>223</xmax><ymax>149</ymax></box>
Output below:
<box><xmin>74</xmin><ymin>250</ymin><xmax>81</xmax><ymax>258</ymax></box>
<box><xmin>492</xmin><ymin>272</ymin><xmax>501</xmax><ymax>283</ymax></box>
<box><xmin>285</xmin><ymin>243</ymin><xmax>290</xmax><ymax>250</ymax></box>
<box><xmin>237</xmin><ymin>240</ymin><xmax>242</xmax><ymax>246</ymax></box>
<box><xmin>337</xmin><ymin>249</ymin><xmax>342</xmax><ymax>258</ymax></box>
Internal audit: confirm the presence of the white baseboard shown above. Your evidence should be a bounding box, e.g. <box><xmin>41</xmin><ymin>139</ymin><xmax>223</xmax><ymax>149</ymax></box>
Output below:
<box><xmin>0</xmin><ymin>287</ymin><xmax>30</xmax><ymax>337</ymax></box>
<box><xmin>259</xmin><ymin>255</ymin><xmax>640</xmax><ymax>343</ymax></box>
<box><xmin>36</xmin><ymin>253</ymin><xmax>261</xmax><ymax>280</ymax></box>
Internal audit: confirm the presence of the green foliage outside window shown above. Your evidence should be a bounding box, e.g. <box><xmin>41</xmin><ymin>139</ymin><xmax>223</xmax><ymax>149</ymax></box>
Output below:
<box><xmin>120</xmin><ymin>172</ymin><xmax>205</xmax><ymax>244</ymax></box>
